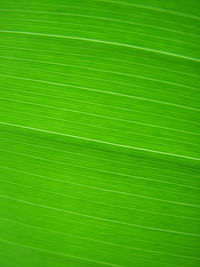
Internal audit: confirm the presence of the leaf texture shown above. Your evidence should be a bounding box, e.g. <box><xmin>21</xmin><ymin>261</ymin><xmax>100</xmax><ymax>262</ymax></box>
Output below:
<box><xmin>0</xmin><ymin>0</ymin><xmax>200</xmax><ymax>266</ymax></box>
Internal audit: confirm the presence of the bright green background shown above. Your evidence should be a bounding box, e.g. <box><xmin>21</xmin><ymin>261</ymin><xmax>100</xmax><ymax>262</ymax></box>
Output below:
<box><xmin>0</xmin><ymin>0</ymin><xmax>200</xmax><ymax>266</ymax></box>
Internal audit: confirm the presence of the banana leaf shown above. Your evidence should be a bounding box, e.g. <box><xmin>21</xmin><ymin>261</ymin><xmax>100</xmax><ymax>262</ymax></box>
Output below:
<box><xmin>0</xmin><ymin>0</ymin><xmax>199</xmax><ymax>266</ymax></box>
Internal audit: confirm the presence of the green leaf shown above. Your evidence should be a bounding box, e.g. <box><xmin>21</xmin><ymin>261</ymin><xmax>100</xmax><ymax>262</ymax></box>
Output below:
<box><xmin>0</xmin><ymin>0</ymin><xmax>199</xmax><ymax>266</ymax></box>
